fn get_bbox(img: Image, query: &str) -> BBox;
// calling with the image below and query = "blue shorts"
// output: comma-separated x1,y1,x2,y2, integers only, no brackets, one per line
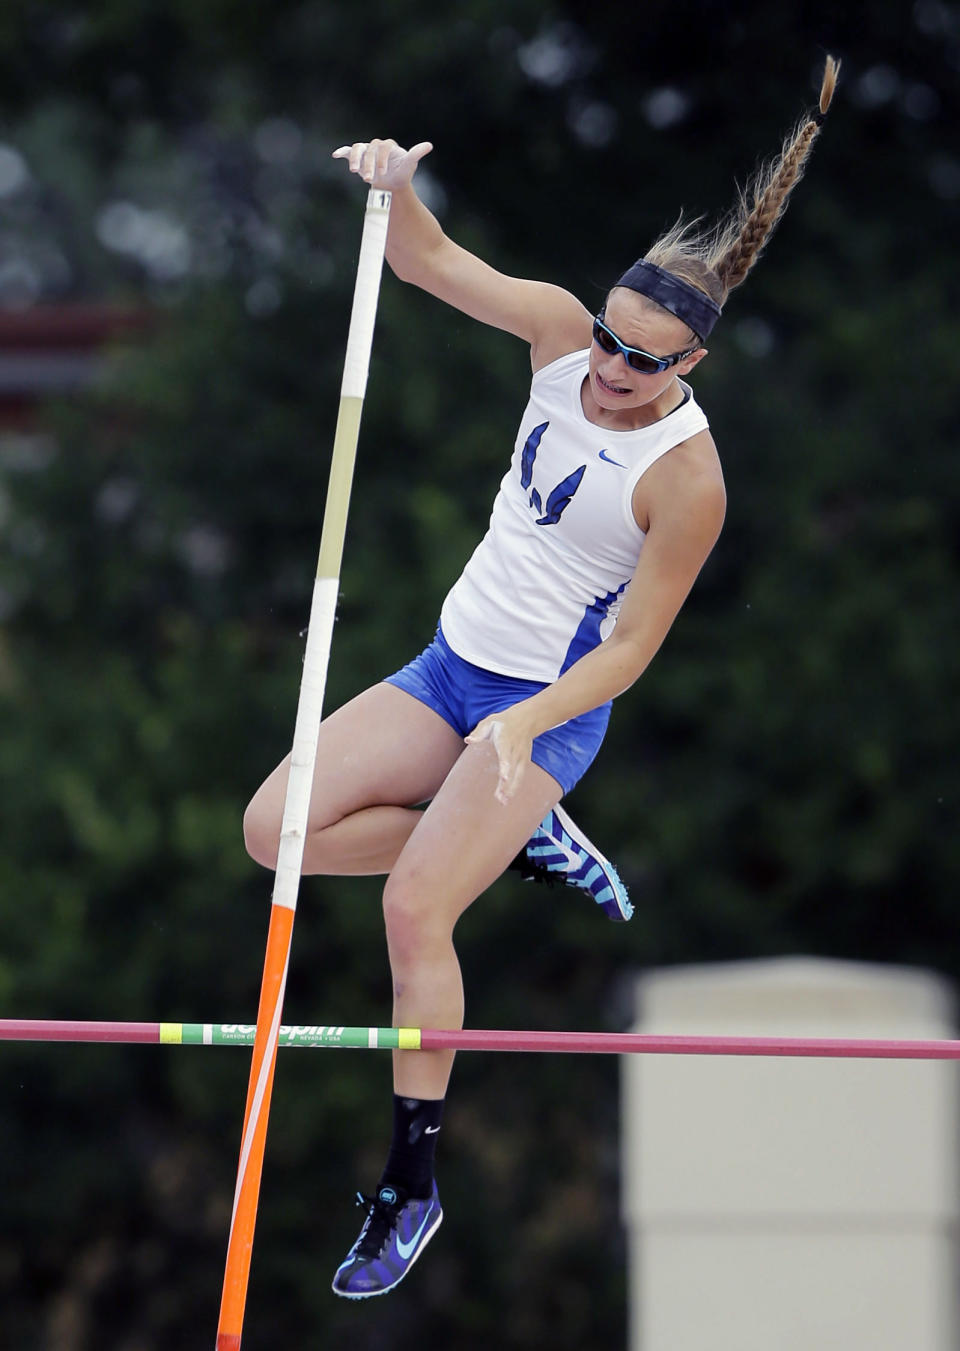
384,627,611,796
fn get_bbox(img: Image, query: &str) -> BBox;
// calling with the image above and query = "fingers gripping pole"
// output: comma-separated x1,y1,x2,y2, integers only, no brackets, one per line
215,188,392,1351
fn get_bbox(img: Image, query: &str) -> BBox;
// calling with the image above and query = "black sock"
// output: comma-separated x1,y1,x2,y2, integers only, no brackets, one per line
378,1094,445,1200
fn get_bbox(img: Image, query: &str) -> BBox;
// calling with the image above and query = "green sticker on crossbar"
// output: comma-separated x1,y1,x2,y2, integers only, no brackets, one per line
163,1024,414,1049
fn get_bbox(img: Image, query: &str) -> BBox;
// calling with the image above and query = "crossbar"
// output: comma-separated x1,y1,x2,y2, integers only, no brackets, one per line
3,1020,960,1060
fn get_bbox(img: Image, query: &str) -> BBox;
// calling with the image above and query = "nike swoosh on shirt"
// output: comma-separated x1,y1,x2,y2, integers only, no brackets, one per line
598,449,627,468
424,1125,441,1134
396,1211,435,1260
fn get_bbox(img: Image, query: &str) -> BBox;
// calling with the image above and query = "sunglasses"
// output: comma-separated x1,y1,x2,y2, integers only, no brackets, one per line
592,311,698,375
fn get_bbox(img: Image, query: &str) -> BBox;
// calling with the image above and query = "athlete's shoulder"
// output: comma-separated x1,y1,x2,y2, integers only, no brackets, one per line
529,291,593,373
530,346,590,386
658,428,725,509
633,427,724,534
661,423,721,476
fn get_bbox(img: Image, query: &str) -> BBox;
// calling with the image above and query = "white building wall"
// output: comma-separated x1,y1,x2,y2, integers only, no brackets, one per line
621,958,959,1351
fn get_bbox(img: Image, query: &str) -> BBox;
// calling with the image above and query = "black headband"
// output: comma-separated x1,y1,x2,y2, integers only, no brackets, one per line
614,260,722,340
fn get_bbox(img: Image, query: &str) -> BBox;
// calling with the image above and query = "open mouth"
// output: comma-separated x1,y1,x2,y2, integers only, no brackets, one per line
596,370,631,396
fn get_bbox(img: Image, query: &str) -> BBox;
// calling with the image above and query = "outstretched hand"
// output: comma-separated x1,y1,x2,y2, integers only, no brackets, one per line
465,707,535,806
331,137,433,191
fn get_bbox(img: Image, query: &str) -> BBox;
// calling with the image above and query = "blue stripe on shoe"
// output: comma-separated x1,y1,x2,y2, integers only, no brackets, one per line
581,863,604,890
530,849,567,868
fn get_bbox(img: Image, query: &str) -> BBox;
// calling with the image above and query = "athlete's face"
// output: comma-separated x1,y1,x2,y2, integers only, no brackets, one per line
587,289,707,418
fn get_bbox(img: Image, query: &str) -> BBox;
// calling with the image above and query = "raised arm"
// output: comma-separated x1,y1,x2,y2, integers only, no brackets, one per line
332,138,590,369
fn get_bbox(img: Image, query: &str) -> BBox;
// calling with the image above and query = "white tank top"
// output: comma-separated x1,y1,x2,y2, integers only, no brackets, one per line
439,348,710,682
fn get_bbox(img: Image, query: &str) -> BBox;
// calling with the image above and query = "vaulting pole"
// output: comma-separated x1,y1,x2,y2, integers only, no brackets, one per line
212,187,392,1351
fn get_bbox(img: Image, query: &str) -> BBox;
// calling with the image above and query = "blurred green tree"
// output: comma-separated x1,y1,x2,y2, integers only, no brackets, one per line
0,1,957,1347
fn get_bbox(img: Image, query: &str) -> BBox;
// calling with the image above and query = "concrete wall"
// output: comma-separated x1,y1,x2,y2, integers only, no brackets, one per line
621,958,959,1351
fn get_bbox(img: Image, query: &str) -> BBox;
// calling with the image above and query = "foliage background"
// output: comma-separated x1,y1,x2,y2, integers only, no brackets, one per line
0,1,957,1347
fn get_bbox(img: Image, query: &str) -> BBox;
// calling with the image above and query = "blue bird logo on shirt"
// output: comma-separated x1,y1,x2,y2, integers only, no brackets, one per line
519,421,586,526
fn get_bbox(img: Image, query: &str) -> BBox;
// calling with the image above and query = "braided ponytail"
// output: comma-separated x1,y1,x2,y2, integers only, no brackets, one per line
713,55,839,294
637,56,840,327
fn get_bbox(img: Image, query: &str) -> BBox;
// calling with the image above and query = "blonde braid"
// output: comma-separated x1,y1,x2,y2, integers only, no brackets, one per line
634,55,840,328
714,56,840,294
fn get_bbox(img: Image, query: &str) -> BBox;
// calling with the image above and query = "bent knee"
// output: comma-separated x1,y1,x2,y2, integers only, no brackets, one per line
382,876,451,968
243,799,280,870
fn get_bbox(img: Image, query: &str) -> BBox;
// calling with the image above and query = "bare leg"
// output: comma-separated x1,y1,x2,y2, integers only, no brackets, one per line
382,739,562,1099
244,681,562,1098
243,683,465,874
